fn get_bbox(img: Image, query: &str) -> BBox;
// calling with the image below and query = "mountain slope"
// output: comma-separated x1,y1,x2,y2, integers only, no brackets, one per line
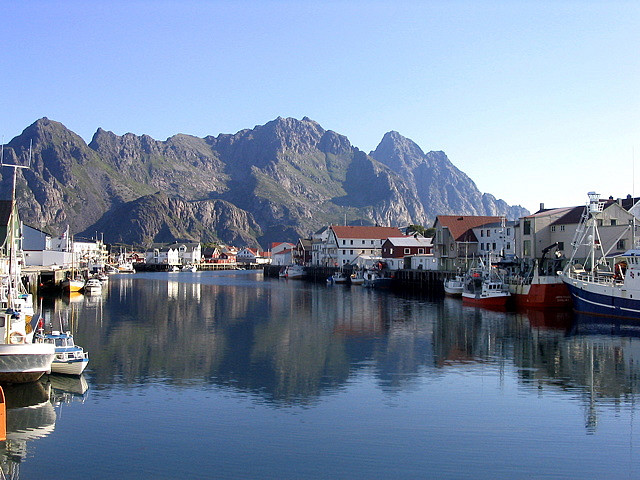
1,117,528,247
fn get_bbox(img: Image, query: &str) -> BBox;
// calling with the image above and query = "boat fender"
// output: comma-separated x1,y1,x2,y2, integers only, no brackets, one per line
9,331,25,344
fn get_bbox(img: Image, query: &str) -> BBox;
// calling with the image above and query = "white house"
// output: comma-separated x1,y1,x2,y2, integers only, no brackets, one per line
146,245,180,266
322,225,404,266
471,220,516,263
173,242,202,265
237,248,271,264
270,242,296,266
22,224,106,268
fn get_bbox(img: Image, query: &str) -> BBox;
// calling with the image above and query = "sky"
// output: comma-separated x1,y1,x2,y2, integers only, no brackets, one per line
1,0,638,214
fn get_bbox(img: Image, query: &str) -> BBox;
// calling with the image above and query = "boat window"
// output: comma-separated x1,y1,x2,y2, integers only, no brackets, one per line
55,339,64,347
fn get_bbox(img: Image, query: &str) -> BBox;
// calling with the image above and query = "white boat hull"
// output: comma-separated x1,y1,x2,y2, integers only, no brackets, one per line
51,358,89,376
0,343,55,383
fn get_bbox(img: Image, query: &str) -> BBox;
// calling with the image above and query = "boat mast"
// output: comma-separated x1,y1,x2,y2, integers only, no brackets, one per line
2,142,30,342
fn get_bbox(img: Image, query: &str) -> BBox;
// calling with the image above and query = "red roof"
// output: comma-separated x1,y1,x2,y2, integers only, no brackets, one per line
435,215,503,241
330,225,403,240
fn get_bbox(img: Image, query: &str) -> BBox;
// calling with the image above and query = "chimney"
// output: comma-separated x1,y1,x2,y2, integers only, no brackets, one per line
539,203,544,211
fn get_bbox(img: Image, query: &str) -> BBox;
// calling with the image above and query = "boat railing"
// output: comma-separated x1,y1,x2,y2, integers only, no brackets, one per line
566,270,624,287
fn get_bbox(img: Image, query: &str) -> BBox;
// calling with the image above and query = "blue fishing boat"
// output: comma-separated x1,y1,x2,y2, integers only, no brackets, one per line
559,192,640,319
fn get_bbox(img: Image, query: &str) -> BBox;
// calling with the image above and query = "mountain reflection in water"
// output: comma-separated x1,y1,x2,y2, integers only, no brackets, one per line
41,271,640,409
13,271,639,479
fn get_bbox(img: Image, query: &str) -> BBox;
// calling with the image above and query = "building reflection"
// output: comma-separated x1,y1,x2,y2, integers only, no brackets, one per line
43,275,640,422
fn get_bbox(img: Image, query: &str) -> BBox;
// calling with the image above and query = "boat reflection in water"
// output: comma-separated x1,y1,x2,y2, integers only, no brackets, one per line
0,375,88,478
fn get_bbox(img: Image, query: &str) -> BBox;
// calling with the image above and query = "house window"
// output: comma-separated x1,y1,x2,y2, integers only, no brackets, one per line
560,225,565,231
404,248,410,254
350,240,353,245
506,242,511,250
418,248,424,254
551,226,556,232
507,228,510,235
557,242,564,251
371,240,374,245
350,250,353,255
523,240,531,257
611,219,617,226
617,239,626,250
342,250,346,255
480,230,484,237
481,243,484,250
487,230,490,237
492,243,496,250
342,240,346,245
523,220,531,235
362,240,365,244
390,248,393,255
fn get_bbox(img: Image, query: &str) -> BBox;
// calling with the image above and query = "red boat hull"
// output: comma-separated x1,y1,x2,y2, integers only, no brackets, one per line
513,282,571,309
462,294,509,308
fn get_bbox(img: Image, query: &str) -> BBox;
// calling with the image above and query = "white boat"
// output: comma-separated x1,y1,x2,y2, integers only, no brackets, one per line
559,192,640,319
350,271,364,285
444,275,464,296
118,261,136,273
181,264,197,272
35,330,88,376
363,269,379,288
284,265,305,279
0,163,56,383
104,265,119,275
327,271,348,284
83,277,102,294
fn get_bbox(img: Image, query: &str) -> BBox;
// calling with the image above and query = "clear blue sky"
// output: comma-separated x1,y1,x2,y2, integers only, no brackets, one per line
2,0,638,213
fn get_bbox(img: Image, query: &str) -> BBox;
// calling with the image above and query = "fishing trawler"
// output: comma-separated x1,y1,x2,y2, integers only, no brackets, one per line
559,192,640,319
462,257,510,308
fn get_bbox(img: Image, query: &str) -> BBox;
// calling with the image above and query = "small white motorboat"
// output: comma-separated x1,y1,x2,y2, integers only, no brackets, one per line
35,331,89,376
83,278,102,294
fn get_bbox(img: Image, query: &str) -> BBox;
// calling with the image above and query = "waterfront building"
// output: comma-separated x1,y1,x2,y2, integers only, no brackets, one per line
471,219,516,264
311,227,331,266
23,223,107,269
271,242,295,266
432,215,503,271
321,225,404,267
146,244,180,266
381,236,433,270
237,248,271,264
294,238,312,266
517,199,635,263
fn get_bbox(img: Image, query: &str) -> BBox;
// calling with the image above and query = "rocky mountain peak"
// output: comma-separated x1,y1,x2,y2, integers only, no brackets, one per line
371,131,426,171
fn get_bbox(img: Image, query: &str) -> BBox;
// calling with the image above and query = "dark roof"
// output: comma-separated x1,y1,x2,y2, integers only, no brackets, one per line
550,206,585,226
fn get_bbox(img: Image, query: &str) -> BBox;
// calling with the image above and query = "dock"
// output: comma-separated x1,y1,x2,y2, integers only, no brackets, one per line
264,265,452,294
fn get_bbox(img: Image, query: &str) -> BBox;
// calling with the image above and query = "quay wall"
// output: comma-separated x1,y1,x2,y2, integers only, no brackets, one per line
264,265,453,293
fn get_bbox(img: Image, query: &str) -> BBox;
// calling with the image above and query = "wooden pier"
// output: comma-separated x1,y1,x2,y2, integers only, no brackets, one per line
264,265,453,294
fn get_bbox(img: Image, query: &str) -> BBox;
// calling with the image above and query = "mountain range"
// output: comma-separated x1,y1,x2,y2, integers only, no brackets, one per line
1,116,528,248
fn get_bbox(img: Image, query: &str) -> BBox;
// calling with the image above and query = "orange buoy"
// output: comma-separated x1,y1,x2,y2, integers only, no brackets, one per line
0,386,5,441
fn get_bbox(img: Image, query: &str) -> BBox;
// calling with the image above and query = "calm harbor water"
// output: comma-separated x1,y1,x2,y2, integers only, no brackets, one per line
2,270,639,479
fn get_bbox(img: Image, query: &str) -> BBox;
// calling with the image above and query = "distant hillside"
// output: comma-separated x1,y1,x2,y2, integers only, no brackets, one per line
1,117,528,247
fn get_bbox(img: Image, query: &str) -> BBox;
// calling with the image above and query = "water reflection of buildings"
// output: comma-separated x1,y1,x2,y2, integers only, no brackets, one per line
43,275,640,424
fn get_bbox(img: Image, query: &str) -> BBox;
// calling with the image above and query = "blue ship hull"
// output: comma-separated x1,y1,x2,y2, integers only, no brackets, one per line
564,282,640,319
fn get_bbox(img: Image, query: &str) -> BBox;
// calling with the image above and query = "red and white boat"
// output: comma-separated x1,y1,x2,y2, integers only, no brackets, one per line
462,261,510,308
